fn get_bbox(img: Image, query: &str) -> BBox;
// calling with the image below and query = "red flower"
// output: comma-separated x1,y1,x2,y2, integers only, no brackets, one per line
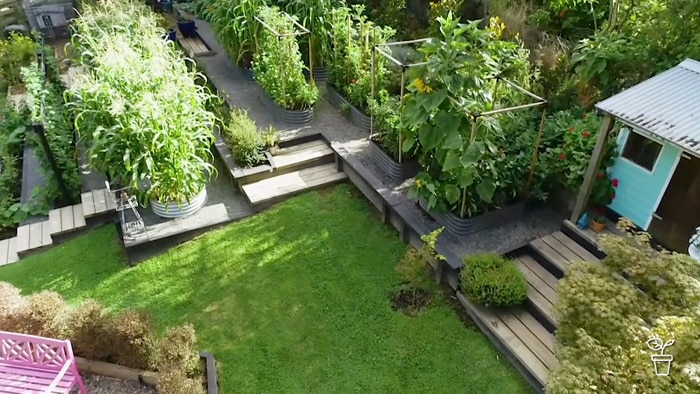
582,131,591,138
596,172,604,179
568,127,575,132
582,113,588,120
611,178,619,188
350,79,357,84
611,192,616,200
558,153,566,160
559,10,566,18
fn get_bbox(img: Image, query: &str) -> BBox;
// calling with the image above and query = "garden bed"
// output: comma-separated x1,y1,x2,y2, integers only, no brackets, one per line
258,87,314,125
326,85,372,131
419,199,528,238
368,139,419,182
302,66,327,81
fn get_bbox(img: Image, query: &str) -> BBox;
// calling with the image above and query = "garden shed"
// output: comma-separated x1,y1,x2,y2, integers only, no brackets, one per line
572,58,700,253
22,0,76,39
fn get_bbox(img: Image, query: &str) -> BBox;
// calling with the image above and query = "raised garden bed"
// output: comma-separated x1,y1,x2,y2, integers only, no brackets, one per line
419,199,527,238
326,85,371,131
302,66,327,81
368,139,419,182
259,88,314,125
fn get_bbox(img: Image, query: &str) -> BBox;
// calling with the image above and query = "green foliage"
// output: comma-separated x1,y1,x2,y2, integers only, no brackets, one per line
253,6,319,110
396,227,445,293
278,0,341,67
326,5,395,111
0,33,37,86
261,126,280,149
69,0,217,204
427,0,464,35
368,90,414,161
549,221,700,393
540,0,609,39
22,65,82,205
221,109,265,168
403,15,534,217
460,253,528,308
207,0,264,66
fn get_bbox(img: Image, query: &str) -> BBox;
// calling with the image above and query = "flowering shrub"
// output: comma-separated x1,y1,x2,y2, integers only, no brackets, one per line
542,110,618,196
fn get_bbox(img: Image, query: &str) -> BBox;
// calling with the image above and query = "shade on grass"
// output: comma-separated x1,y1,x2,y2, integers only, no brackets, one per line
0,185,532,393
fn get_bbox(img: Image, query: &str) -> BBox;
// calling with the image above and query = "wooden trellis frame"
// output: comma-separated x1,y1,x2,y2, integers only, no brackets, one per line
371,38,431,164
255,12,313,95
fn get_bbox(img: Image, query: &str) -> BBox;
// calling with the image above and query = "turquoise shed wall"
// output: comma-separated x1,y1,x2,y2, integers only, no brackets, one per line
608,128,681,230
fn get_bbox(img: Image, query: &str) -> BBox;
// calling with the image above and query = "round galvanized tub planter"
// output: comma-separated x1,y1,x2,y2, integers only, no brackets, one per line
302,66,327,82
151,187,208,219
240,67,255,81
368,139,420,182
419,198,527,238
259,90,314,125
326,86,372,131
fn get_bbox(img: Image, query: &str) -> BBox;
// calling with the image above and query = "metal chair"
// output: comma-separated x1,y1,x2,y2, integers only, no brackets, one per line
105,181,145,235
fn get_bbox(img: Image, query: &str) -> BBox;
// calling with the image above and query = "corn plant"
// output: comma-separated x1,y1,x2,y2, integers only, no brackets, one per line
68,0,217,204
209,0,265,67
279,0,340,67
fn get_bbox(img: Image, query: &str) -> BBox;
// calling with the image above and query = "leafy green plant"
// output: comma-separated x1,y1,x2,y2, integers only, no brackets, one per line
326,5,395,112
368,89,416,162
69,0,217,204
261,126,280,149
278,0,340,68
221,109,265,168
253,6,318,110
460,253,527,308
548,221,700,393
208,0,264,68
0,100,34,231
403,15,534,217
0,33,37,88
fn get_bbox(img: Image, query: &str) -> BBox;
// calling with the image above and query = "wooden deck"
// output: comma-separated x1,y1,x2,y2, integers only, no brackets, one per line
271,140,334,169
177,31,215,58
241,163,347,205
514,255,558,331
529,231,599,275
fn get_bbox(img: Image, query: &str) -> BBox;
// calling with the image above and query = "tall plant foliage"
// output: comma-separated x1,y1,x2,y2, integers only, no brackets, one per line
68,0,216,203
402,14,534,217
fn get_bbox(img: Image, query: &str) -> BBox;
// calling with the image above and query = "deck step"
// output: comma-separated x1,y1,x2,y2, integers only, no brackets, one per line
514,255,558,332
457,292,555,392
0,237,19,266
529,231,600,278
123,203,230,248
272,140,334,170
80,189,116,218
48,204,87,236
15,221,53,255
241,163,347,205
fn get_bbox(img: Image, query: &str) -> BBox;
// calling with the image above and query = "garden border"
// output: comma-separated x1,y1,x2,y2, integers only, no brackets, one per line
418,199,528,238
326,85,372,131
258,89,314,125
367,139,419,182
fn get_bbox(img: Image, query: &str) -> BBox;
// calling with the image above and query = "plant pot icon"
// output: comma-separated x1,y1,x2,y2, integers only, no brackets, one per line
651,354,673,376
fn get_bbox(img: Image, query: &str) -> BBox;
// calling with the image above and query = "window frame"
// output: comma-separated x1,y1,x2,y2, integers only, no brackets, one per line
619,129,663,173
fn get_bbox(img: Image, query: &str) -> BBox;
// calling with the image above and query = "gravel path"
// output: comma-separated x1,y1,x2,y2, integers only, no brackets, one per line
195,18,567,259
72,374,156,394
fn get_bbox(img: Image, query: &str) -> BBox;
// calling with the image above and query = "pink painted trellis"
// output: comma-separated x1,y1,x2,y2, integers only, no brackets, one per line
0,331,87,393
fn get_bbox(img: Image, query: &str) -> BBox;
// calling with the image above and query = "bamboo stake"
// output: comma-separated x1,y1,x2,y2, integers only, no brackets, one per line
370,45,375,139
490,78,500,110
525,108,547,196
461,117,479,218
398,66,406,163
309,34,314,81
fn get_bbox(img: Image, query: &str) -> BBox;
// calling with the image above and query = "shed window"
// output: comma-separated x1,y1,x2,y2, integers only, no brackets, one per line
621,131,662,171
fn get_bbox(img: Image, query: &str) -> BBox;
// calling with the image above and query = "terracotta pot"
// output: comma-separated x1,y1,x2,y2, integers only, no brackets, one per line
590,219,606,233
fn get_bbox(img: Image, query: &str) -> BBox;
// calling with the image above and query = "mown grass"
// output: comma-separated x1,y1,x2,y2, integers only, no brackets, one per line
0,185,531,393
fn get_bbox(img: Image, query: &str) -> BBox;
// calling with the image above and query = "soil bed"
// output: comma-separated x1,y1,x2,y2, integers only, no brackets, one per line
390,286,432,316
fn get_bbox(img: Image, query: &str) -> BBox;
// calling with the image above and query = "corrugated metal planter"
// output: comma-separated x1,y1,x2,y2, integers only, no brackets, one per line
368,139,419,182
302,67,327,82
151,187,208,219
419,198,527,238
326,86,371,131
241,67,255,81
259,89,314,125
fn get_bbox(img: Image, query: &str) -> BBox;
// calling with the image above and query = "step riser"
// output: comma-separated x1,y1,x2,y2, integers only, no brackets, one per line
249,177,347,210
527,244,566,279
237,153,335,186
560,221,606,260
524,302,557,334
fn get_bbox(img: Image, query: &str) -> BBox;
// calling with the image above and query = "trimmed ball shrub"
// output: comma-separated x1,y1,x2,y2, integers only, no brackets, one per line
460,253,527,308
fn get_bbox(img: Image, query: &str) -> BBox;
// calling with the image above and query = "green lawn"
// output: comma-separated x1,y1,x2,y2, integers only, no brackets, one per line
0,185,531,393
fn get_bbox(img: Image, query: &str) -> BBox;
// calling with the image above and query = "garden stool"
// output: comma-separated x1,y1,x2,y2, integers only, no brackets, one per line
105,181,146,236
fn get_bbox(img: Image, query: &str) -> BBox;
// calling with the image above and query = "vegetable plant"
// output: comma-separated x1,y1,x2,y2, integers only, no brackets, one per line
253,6,318,110
208,0,265,68
278,0,340,68
69,0,217,204
0,33,37,89
221,109,265,168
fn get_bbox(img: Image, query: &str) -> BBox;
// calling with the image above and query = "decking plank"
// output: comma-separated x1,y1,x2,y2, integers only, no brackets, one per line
517,255,559,291
6,238,18,265
73,204,87,228
81,191,95,217
530,237,571,274
0,239,8,266
515,310,556,353
105,189,117,211
525,283,555,325
500,312,558,370
28,222,42,250
15,225,29,253
515,258,558,305
272,144,333,169
242,164,346,205
40,221,52,247
551,231,599,262
275,140,327,156
60,206,74,232
93,189,108,213
48,209,61,235
541,234,588,264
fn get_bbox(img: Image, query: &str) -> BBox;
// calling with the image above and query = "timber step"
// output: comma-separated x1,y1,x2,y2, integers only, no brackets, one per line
0,237,19,266
176,30,216,58
528,231,600,278
15,221,52,255
241,163,347,206
49,205,87,236
123,203,229,248
457,292,556,392
514,255,558,333
271,140,334,170
81,189,117,218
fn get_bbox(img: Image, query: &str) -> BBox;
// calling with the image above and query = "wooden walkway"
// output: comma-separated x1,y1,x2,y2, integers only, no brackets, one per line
529,230,600,275
0,189,116,266
177,31,215,58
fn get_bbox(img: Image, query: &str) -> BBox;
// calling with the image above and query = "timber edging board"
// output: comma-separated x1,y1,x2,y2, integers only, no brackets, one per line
199,351,219,394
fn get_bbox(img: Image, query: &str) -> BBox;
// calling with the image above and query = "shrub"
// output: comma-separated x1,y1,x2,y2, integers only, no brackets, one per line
0,33,37,86
110,309,157,370
156,324,201,375
19,291,69,338
221,109,264,168
65,300,114,361
157,368,206,394
548,219,700,393
460,253,527,308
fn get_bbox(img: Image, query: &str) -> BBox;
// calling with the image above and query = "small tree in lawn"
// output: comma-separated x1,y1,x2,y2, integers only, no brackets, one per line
548,218,700,394
395,228,445,303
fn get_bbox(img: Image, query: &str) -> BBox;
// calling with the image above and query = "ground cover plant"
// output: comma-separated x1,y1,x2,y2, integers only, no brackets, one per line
0,185,532,393
0,100,32,234
0,33,37,91
68,0,216,205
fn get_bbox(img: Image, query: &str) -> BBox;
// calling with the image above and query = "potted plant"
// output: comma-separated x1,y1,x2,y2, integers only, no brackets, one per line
326,5,394,131
208,0,263,80
262,126,280,155
688,227,700,262
591,215,606,233
177,11,197,38
69,1,218,219
588,172,617,233
253,6,319,125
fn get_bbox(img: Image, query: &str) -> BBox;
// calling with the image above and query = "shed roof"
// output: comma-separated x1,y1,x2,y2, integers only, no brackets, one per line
595,59,700,155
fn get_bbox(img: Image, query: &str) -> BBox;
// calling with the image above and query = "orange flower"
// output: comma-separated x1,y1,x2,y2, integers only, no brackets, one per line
582,131,591,137
559,10,566,18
